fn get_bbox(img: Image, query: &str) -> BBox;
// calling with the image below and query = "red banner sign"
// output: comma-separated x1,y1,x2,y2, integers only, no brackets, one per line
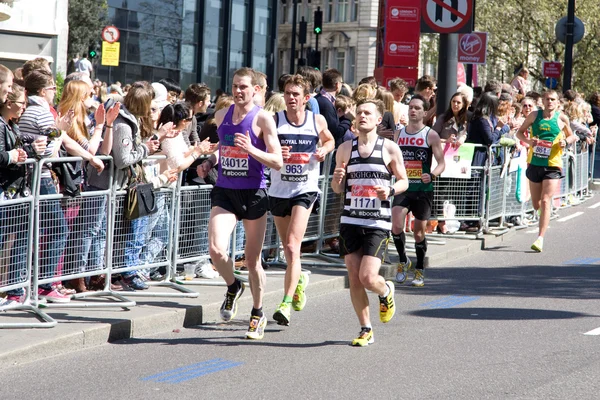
542,61,562,79
383,0,421,67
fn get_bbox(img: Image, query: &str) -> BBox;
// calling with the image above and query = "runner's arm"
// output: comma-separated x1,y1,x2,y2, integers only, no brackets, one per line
560,114,577,146
385,140,408,196
515,111,538,146
427,130,445,181
315,114,335,161
251,110,283,170
331,140,351,194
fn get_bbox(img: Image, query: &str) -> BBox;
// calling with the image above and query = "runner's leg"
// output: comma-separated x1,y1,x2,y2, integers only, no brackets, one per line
539,179,559,238
345,250,370,327
243,215,268,310
208,206,238,285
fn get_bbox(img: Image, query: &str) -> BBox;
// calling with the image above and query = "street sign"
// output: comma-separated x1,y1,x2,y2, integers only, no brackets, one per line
101,26,120,44
542,61,562,79
457,31,487,64
555,16,585,44
545,78,558,89
101,41,120,66
421,0,473,34
383,0,420,67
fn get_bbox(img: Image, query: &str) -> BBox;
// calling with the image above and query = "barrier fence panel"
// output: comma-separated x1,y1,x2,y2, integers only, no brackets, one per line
486,152,506,227
0,160,56,328
32,157,135,309
109,177,198,298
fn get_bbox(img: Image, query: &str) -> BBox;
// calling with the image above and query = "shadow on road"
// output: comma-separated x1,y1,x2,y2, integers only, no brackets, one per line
398,263,600,300
409,307,594,321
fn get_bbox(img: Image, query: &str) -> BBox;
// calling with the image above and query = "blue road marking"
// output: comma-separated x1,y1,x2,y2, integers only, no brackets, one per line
142,358,244,384
420,295,479,309
563,257,600,265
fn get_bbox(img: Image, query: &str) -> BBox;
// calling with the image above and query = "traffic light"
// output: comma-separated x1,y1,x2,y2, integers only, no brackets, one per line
299,19,307,44
88,43,99,59
314,8,322,35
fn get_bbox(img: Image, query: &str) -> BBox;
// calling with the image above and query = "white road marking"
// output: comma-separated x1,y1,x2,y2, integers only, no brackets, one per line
526,229,538,234
557,212,583,222
589,201,600,209
583,327,600,336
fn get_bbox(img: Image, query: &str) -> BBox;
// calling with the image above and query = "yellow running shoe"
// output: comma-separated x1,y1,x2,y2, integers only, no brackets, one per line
273,302,291,326
379,281,396,323
351,327,374,347
292,272,309,311
531,238,543,252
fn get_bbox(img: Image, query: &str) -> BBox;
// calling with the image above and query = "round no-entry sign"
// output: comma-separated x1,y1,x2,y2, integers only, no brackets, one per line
102,26,120,44
423,0,473,34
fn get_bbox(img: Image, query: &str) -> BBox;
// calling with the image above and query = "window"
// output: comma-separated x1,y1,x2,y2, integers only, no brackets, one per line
347,47,356,84
336,0,348,22
335,49,345,75
350,0,358,21
281,3,288,24
326,0,333,22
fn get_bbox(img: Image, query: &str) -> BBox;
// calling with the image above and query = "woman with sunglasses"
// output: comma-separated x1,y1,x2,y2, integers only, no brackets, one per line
0,83,47,307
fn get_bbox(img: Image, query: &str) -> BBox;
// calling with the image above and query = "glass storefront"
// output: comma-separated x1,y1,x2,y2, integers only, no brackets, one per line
98,0,277,93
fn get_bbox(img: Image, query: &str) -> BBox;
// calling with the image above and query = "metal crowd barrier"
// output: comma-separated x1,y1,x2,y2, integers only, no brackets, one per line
32,156,136,309
108,156,197,298
0,159,56,328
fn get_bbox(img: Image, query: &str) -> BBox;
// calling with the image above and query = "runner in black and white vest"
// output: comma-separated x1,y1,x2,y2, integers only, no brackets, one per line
331,98,408,347
393,94,445,287
269,74,334,327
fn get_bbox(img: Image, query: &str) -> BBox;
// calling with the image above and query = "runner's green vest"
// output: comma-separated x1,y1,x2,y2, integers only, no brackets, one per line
528,110,563,168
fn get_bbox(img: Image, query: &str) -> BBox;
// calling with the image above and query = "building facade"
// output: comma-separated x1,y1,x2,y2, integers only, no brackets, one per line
98,0,277,92
0,0,69,75
277,0,378,86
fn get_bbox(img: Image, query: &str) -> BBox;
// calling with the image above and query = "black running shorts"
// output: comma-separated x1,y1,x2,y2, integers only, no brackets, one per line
526,165,563,183
339,224,390,260
392,191,433,221
210,186,269,220
269,191,320,218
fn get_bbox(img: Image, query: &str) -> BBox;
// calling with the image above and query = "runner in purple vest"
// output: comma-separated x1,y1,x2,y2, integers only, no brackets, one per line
197,67,282,340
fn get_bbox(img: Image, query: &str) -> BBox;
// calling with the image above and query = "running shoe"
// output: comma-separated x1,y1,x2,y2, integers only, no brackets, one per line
411,269,425,287
351,327,374,347
273,302,291,326
531,238,543,253
292,271,310,311
379,281,396,323
396,259,414,284
219,281,245,322
245,314,267,340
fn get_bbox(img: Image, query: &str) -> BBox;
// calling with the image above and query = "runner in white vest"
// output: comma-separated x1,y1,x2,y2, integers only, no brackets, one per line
270,74,334,326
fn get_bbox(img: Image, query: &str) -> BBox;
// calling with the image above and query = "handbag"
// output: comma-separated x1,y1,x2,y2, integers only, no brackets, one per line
124,164,157,220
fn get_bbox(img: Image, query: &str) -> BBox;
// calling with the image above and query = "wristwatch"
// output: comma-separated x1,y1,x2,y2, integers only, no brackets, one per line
388,186,396,197
430,173,437,181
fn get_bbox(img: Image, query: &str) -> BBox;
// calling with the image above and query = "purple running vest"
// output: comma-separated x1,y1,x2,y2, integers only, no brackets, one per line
216,104,267,189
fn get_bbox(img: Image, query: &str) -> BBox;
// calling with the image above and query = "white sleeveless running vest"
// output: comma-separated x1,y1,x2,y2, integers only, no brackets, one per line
340,136,392,230
269,110,321,198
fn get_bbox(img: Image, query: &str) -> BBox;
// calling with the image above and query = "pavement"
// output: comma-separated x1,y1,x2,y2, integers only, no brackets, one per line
0,227,518,369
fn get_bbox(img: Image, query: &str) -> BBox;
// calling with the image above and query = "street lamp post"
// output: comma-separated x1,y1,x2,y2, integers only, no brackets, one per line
563,0,575,90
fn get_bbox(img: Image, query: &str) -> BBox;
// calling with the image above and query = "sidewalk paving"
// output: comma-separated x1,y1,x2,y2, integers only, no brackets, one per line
0,230,515,368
